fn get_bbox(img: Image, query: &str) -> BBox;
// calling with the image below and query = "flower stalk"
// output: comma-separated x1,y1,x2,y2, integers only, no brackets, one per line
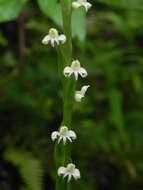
42,0,91,189
60,0,75,127
55,0,75,190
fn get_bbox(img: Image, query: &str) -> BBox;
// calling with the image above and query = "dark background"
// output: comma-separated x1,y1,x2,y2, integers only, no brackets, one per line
0,0,143,189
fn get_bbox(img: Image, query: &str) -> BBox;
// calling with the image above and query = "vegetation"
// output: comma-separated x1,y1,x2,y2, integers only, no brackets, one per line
0,0,143,189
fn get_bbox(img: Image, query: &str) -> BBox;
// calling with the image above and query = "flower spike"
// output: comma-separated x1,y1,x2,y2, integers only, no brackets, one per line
72,0,92,12
64,60,87,80
58,163,80,182
42,28,66,47
51,126,76,144
75,85,90,102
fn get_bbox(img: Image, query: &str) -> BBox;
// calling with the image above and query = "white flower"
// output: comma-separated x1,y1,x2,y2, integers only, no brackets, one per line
72,0,92,12
58,163,80,182
75,85,90,102
64,60,87,80
42,28,66,47
51,126,76,144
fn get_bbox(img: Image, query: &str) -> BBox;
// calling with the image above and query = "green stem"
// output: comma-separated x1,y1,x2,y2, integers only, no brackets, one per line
54,0,75,190
60,0,75,127
61,0,72,63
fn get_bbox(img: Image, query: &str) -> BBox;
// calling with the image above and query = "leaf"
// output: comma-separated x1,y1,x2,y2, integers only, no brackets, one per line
97,0,143,10
37,0,62,26
5,149,43,190
37,0,86,40
108,88,129,145
72,8,86,41
132,73,142,93
109,88,124,129
0,0,28,23
0,31,7,46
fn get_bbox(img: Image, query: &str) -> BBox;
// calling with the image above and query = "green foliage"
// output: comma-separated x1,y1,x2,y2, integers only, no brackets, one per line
37,0,86,40
72,9,86,41
0,0,143,189
97,0,143,10
108,89,124,136
0,0,86,40
5,149,44,190
0,0,28,22
37,0,62,27
0,31,7,46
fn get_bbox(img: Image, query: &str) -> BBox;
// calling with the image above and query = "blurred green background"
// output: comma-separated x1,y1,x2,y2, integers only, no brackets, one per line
0,0,143,190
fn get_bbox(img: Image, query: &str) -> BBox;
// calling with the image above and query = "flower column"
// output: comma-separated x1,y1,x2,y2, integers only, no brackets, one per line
42,0,92,189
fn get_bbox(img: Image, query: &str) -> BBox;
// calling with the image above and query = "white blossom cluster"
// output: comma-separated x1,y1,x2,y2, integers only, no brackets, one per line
42,0,92,183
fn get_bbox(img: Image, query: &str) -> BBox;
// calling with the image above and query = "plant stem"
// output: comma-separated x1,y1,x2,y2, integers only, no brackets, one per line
55,0,75,190
60,0,75,127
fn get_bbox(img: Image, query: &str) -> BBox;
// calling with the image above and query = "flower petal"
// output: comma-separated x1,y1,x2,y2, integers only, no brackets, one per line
83,2,92,12
75,92,84,102
58,136,63,144
54,37,60,46
81,85,90,96
72,2,81,9
79,67,88,78
51,38,55,47
51,131,59,141
42,35,50,45
68,130,77,140
67,136,72,142
58,35,66,44
63,172,69,179
73,168,80,179
58,167,67,176
64,67,73,77
67,174,72,182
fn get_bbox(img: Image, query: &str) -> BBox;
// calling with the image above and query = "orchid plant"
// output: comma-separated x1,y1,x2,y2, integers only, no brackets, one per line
42,0,91,189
